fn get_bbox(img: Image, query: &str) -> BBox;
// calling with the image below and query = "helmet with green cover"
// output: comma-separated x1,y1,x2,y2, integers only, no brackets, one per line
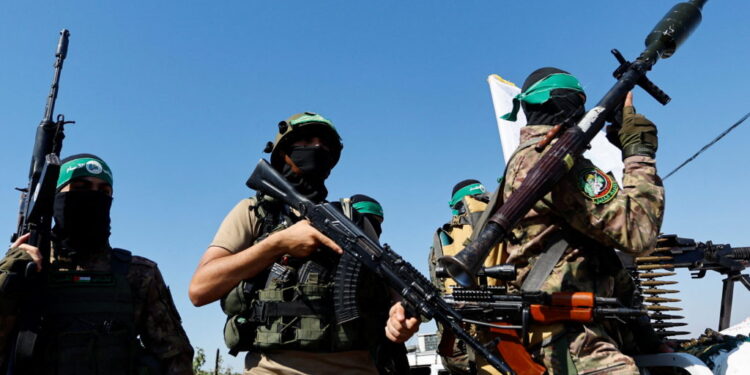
264,112,343,170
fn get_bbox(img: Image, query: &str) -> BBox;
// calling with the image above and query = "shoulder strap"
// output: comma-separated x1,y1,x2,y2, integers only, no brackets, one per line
519,231,569,293
254,195,286,238
432,229,445,259
110,248,132,275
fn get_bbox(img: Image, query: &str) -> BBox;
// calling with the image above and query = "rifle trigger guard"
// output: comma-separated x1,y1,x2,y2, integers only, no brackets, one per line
521,305,530,347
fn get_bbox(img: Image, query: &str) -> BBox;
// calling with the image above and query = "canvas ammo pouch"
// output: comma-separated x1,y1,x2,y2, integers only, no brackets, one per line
222,197,367,355
223,256,358,354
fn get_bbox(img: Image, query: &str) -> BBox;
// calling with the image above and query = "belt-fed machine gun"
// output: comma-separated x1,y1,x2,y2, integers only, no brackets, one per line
632,235,750,338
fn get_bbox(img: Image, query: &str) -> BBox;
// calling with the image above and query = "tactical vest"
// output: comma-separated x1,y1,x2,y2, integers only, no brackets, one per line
39,249,138,375
429,194,504,292
222,196,388,356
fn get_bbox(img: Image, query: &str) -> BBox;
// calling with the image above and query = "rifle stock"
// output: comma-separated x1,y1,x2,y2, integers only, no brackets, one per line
245,159,310,212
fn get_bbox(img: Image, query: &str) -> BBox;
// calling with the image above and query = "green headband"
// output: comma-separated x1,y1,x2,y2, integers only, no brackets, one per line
57,157,114,189
449,183,486,214
501,73,584,122
352,201,383,218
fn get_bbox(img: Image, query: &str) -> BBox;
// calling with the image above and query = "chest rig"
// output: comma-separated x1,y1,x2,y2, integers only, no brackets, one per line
429,193,508,290
39,248,137,375
222,196,385,356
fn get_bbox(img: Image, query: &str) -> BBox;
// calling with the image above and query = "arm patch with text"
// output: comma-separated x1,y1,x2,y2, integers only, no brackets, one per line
577,168,619,204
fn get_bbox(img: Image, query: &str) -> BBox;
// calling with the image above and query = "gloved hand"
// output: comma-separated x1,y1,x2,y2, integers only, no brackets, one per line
606,92,658,159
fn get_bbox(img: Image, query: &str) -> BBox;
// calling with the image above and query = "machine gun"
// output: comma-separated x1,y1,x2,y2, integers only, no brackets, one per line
246,159,515,375
439,0,709,287
443,286,646,375
434,265,646,375
633,235,750,335
4,29,74,375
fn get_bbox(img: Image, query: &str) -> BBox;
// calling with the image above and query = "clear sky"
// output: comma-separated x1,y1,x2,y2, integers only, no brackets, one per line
2,1,749,371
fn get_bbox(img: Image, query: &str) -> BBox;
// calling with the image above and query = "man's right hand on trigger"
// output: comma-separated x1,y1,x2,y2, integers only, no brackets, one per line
267,220,343,258
10,233,42,272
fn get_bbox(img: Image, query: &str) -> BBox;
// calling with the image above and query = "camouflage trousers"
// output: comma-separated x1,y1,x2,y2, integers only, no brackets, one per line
531,325,639,375
477,324,639,375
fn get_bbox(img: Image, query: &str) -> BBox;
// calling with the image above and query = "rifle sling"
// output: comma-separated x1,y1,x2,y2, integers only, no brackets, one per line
521,230,568,293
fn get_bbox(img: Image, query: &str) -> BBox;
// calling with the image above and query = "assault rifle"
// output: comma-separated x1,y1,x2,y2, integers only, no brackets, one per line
443,287,646,375
4,29,74,374
246,159,515,375
638,235,750,331
440,0,709,287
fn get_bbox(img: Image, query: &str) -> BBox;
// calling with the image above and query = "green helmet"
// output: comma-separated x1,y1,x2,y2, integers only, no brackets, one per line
264,112,343,170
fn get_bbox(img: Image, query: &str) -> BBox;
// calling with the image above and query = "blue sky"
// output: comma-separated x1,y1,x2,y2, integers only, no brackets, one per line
2,1,749,371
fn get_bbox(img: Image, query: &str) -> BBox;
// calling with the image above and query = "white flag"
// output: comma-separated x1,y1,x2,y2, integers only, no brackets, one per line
487,74,624,184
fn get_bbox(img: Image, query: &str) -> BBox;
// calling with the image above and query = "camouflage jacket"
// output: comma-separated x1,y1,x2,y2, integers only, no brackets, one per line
0,247,194,375
502,125,665,297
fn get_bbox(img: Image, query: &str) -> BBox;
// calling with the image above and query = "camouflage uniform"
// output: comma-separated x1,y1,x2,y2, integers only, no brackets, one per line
0,246,194,375
494,125,664,374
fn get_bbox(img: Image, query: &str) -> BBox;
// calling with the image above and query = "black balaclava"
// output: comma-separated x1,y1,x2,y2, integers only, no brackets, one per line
280,144,335,203
52,154,113,259
351,194,384,237
521,67,586,126
52,191,112,259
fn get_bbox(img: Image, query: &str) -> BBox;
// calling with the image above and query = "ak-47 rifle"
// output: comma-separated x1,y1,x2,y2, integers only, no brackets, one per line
443,286,646,375
636,235,750,331
3,29,74,374
439,0,709,287
246,159,515,375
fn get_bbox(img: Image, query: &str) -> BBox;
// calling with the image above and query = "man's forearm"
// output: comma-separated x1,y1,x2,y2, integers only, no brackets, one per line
189,240,280,306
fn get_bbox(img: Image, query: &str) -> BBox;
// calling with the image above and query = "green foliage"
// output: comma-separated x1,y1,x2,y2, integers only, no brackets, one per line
192,347,241,375
193,347,206,374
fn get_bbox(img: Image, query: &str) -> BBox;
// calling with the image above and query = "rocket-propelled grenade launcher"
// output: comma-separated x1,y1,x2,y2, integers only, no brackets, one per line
439,0,708,287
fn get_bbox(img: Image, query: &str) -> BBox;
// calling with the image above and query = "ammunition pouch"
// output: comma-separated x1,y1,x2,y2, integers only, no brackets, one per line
252,282,334,351
222,196,386,357
223,263,359,354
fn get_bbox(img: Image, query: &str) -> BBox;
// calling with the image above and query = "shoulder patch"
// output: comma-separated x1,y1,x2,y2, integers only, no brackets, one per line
577,168,619,204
